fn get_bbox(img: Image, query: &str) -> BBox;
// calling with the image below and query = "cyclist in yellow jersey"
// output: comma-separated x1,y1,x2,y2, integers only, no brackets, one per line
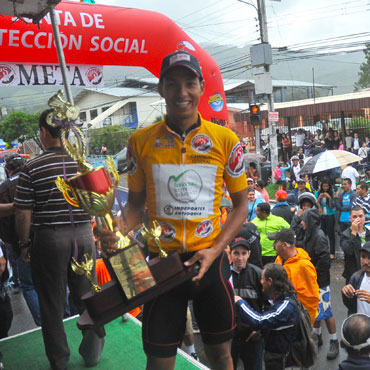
100,51,248,370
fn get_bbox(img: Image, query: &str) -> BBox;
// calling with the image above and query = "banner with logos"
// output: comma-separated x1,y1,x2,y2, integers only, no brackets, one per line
0,1,228,124
0,63,103,87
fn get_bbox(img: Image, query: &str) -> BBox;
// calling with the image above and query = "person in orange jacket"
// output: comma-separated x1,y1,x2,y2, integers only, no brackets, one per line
268,229,319,325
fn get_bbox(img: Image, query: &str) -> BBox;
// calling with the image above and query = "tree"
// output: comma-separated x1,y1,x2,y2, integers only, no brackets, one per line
88,125,134,155
354,43,370,91
0,111,41,147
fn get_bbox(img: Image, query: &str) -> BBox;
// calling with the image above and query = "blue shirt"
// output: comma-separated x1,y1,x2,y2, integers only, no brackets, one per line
315,191,335,216
248,199,264,221
280,165,290,182
340,192,351,222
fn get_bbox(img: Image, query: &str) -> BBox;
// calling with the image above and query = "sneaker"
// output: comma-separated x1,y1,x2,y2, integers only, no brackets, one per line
190,352,199,361
316,333,323,347
327,339,339,360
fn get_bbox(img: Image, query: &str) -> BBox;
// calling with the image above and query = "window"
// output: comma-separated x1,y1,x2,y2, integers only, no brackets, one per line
80,111,87,121
90,109,98,120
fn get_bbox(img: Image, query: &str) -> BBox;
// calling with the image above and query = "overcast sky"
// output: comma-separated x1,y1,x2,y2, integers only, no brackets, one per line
71,0,370,50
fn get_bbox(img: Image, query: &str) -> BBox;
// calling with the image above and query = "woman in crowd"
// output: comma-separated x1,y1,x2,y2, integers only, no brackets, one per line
281,133,291,163
247,188,264,222
247,162,259,183
315,179,336,259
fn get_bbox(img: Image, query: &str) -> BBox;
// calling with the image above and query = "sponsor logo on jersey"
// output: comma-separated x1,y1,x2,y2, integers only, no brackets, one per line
160,222,176,242
126,144,138,175
226,143,244,177
163,205,174,216
168,169,202,203
191,134,213,153
195,220,213,238
153,138,162,149
165,136,175,148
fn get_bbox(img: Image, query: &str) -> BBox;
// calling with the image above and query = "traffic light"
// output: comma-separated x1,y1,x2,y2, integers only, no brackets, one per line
249,104,261,125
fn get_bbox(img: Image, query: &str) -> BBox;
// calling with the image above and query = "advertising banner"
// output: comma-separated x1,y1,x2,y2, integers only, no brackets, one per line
0,1,228,124
0,63,103,87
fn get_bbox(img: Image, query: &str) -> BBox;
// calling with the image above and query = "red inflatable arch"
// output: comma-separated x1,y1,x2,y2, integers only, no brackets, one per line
0,1,228,125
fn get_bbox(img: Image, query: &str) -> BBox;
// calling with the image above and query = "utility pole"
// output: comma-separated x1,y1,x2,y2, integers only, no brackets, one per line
238,0,279,177
256,0,278,176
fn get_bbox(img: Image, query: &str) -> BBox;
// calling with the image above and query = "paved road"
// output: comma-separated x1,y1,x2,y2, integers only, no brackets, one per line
8,259,348,370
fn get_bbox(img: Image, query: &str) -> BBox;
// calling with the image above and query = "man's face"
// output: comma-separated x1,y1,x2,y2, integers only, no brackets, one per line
360,251,370,275
158,67,205,124
298,182,305,191
256,207,267,220
292,159,299,167
247,191,255,202
342,181,351,192
357,185,366,197
273,239,286,257
260,269,272,294
231,246,250,271
350,209,365,227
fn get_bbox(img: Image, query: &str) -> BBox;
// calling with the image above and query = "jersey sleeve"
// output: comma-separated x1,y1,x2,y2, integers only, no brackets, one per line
223,130,248,194
127,134,146,193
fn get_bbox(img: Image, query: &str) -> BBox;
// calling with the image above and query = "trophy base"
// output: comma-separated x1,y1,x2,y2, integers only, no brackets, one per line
77,252,197,330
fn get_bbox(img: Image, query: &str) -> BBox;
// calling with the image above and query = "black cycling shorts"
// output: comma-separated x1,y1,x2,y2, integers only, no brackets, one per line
142,250,235,358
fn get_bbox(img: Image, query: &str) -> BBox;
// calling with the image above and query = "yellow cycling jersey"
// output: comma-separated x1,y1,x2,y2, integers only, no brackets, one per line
127,114,248,254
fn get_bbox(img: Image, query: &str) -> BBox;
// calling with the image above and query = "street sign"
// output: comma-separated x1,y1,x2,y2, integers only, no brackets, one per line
268,111,279,122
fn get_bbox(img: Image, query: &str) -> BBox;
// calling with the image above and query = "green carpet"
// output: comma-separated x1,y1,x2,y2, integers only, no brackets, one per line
0,316,204,370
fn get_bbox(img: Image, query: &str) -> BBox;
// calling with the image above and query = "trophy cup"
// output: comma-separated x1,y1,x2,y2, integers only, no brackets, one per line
50,91,197,329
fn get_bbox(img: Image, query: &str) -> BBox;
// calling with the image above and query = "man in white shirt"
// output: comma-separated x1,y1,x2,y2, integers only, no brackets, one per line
342,163,360,191
295,129,305,149
342,243,370,316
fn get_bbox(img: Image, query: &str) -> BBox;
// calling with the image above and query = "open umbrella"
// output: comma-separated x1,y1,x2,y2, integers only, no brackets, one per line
244,152,265,162
299,150,361,175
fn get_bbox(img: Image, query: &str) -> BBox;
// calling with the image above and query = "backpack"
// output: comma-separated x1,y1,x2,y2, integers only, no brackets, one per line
289,297,318,368
273,167,282,180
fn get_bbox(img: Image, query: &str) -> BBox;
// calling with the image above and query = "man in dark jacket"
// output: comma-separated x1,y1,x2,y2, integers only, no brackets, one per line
0,241,12,339
235,263,299,370
237,223,263,269
335,179,357,232
272,190,294,224
336,313,370,370
290,192,317,248
340,206,370,284
0,154,41,326
342,243,370,316
301,208,339,359
229,237,266,370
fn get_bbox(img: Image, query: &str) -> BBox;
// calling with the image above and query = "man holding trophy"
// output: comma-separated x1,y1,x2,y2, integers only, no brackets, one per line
14,110,105,370
99,51,248,370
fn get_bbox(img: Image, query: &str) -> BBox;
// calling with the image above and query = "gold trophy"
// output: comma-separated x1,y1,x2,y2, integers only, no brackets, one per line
51,91,197,329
